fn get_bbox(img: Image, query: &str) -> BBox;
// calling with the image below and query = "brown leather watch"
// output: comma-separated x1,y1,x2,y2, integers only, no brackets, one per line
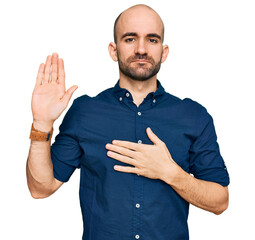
29,123,53,141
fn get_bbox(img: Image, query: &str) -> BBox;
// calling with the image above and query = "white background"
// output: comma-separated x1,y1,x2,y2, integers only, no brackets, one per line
0,0,254,239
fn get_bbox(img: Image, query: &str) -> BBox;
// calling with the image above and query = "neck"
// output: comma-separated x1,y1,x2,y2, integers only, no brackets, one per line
119,73,157,106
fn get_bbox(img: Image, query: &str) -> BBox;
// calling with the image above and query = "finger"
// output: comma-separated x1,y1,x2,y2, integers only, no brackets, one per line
51,53,58,83
58,58,65,86
44,55,52,83
146,127,162,145
107,150,136,166
106,143,137,159
61,85,78,106
113,165,139,174
112,140,141,151
35,63,45,86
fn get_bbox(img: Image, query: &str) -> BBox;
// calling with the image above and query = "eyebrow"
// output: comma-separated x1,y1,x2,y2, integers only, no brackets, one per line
147,33,162,40
121,32,162,41
121,32,138,39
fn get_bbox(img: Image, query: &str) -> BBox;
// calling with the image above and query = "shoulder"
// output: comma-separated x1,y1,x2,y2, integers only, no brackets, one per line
71,87,113,112
182,98,215,135
71,93,96,107
182,97,208,115
164,91,208,115
74,86,114,102
165,93,212,127
73,94,91,103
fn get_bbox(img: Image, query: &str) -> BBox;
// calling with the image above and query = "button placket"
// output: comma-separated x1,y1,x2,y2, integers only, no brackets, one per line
133,105,144,239
136,110,142,177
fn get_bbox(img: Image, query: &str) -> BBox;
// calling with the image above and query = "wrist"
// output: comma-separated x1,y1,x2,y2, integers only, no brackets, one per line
33,120,54,132
161,162,182,186
30,122,54,142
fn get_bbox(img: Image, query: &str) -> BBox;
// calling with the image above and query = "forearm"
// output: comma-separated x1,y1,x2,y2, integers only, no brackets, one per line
26,122,55,198
162,165,229,215
27,53,77,197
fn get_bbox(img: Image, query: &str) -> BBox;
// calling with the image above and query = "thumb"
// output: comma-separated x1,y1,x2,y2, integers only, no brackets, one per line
146,127,161,145
62,85,78,105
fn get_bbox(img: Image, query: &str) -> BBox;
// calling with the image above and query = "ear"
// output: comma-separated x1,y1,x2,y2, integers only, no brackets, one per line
108,42,118,62
161,44,169,63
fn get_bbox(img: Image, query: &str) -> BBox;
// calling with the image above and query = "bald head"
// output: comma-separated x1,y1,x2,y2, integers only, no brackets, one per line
113,4,165,44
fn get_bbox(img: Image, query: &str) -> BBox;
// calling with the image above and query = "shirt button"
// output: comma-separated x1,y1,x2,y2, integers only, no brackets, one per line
126,92,130,97
138,140,142,144
137,112,141,116
119,97,122,101
135,235,140,239
153,99,156,103
136,203,140,208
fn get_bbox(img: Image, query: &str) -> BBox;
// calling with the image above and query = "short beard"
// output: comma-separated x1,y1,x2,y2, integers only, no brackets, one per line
117,51,162,81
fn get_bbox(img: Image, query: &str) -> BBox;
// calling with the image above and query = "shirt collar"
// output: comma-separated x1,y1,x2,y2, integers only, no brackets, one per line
112,79,165,100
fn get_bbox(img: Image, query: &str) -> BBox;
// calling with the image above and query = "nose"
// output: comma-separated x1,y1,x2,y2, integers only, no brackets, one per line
134,38,147,55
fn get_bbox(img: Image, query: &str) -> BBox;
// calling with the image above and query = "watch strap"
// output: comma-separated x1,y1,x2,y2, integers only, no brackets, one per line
29,123,53,141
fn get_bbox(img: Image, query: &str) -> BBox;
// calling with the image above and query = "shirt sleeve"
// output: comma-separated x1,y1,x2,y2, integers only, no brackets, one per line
51,98,83,182
189,107,230,187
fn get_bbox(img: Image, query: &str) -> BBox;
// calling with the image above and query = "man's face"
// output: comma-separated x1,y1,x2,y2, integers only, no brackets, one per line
115,7,165,81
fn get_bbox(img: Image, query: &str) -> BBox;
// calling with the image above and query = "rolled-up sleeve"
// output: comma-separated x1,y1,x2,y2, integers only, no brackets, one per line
51,98,83,182
189,107,230,187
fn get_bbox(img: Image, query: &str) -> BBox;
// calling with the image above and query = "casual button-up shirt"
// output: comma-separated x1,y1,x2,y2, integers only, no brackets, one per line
51,79,230,240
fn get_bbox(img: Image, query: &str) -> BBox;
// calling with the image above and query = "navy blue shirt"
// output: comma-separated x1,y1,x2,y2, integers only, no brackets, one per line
51,79,230,240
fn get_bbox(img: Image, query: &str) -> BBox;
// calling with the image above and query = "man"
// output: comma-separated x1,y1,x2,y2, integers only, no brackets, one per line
26,4,230,240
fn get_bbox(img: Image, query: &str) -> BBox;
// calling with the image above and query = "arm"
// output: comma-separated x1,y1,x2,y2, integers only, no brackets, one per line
26,53,78,199
26,121,64,199
161,165,229,215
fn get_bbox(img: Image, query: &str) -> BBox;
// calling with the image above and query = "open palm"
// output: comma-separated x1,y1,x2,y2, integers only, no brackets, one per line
32,53,78,124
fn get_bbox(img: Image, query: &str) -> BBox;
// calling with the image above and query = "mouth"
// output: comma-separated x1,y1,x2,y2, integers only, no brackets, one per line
133,60,150,64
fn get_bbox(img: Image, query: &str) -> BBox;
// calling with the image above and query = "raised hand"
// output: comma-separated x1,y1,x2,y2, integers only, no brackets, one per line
31,53,78,131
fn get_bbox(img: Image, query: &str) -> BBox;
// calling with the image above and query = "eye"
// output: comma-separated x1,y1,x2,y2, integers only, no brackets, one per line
125,38,135,42
149,39,158,43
